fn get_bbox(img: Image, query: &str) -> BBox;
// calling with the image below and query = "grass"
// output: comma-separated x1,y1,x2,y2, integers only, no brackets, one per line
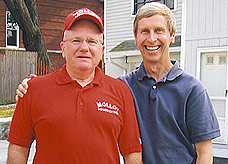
0,108,15,118
0,100,16,118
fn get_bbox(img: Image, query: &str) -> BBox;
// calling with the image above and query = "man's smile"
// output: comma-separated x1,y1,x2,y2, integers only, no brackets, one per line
145,45,160,51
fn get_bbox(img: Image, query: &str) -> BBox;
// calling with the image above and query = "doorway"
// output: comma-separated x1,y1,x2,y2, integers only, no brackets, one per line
200,51,228,144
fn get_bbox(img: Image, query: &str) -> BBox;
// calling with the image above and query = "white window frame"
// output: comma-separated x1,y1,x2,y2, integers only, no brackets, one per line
6,11,19,48
131,0,177,16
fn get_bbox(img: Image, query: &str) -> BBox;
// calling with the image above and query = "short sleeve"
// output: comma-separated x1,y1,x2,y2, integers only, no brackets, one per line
118,86,142,155
186,88,220,143
7,91,35,148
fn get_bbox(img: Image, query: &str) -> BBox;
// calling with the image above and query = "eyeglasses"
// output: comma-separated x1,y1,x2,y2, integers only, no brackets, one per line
63,37,102,46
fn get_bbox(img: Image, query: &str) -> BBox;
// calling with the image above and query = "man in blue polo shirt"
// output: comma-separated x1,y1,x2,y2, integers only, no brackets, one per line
119,2,220,164
16,2,220,164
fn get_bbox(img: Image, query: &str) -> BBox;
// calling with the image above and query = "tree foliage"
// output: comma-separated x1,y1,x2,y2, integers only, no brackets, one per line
4,0,51,65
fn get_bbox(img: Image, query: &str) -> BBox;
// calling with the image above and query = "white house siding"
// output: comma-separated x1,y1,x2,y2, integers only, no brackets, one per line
106,0,134,52
184,0,228,75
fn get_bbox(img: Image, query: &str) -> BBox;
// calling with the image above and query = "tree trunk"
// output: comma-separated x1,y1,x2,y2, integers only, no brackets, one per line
4,0,52,65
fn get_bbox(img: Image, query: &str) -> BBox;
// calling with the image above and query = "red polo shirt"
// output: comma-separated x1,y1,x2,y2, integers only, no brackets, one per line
8,65,142,164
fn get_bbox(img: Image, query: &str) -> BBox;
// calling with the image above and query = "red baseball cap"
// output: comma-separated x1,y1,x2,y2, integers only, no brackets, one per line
63,8,103,36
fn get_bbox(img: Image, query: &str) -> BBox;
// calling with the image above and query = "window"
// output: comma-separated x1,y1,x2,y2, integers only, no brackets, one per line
133,0,175,15
219,55,227,64
206,55,215,65
6,11,19,48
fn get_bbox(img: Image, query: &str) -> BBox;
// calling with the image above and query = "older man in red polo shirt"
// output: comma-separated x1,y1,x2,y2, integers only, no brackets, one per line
7,8,142,164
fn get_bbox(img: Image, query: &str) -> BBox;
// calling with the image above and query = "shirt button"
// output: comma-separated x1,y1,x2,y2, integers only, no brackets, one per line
153,86,156,89
80,102,83,106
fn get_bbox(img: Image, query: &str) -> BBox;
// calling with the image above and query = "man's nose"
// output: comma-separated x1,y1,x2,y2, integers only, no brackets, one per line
148,31,157,42
79,40,89,51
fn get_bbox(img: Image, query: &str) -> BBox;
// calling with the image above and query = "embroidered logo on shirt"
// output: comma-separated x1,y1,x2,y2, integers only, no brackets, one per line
96,102,119,115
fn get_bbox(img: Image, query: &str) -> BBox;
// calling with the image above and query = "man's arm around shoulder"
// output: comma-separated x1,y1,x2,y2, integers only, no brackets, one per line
124,152,143,164
7,143,29,164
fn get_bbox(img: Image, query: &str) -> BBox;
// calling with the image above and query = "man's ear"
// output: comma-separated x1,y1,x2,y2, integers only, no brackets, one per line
134,32,138,45
170,32,176,44
135,38,138,45
100,45,105,60
60,42,66,58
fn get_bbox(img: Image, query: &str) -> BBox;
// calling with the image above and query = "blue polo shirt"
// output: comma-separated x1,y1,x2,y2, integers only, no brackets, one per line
119,61,220,164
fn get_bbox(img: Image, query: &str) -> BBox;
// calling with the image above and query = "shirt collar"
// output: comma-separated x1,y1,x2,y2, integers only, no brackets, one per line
165,60,184,81
137,62,149,81
56,64,103,86
137,60,183,82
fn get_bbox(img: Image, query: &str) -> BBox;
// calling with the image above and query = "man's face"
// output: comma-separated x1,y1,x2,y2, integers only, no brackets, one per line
61,20,104,72
135,14,175,65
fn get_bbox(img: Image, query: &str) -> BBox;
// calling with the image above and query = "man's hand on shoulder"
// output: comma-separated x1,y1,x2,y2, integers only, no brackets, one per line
15,74,37,101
